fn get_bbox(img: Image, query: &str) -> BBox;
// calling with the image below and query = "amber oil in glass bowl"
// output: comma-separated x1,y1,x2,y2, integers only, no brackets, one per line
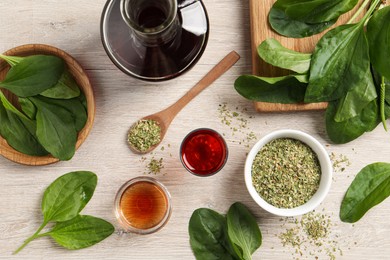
180,128,228,177
115,177,172,234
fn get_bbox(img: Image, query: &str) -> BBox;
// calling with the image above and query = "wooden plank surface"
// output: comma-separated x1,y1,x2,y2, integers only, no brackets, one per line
249,0,364,112
0,0,390,259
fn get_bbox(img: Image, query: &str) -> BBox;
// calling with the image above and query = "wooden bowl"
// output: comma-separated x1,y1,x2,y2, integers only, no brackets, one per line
0,44,95,165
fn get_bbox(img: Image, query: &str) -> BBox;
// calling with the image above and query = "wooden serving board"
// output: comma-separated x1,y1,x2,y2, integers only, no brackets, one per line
249,0,364,112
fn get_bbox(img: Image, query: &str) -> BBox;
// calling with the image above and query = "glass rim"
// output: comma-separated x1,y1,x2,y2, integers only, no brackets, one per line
114,176,172,234
120,0,178,35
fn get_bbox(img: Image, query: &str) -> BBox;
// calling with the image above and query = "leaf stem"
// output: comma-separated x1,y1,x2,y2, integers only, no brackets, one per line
348,0,372,24
380,76,388,131
13,221,48,255
348,0,383,25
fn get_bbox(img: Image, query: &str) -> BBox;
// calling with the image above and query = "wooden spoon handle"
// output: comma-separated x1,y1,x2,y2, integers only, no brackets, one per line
165,51,240,117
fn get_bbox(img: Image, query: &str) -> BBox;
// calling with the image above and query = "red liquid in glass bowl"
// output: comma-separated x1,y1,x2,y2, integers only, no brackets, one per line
180,128,228,176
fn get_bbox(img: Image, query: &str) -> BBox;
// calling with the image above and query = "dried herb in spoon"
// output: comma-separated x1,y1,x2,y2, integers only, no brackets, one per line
127,119,161,153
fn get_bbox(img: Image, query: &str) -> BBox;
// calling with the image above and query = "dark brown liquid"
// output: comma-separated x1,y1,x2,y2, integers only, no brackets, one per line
120,181,168,230
101,0,209,80
138,6,167,28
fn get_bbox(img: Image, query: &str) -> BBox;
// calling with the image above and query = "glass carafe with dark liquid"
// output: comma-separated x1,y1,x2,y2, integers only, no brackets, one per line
101,0,209,81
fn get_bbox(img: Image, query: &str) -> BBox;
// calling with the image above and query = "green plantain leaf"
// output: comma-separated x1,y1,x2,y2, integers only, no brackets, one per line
269,3,336,38
47,215,114,250
257,38,311,74
33,95,87,132
326,99,379,144
0,55,64,97
29,97,78,161
305,23,369,102
234,74,307,104
40,70,81,99
226,203,262,260
340,162,390,223
189,208,238,260
367,6,390,80
333,65,377,122
41,171,97,223
0,98,47,156
277,0,358,24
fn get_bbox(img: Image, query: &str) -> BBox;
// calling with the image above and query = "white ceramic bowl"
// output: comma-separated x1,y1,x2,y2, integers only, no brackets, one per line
245,129,332,217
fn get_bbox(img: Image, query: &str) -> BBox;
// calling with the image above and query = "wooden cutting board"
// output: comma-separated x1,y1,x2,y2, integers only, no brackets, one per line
249,0,364,112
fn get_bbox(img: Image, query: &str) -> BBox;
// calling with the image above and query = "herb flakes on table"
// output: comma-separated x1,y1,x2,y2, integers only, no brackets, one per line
330,152,351,173
278,211,342,260
252,138,321,208
218,102,257,148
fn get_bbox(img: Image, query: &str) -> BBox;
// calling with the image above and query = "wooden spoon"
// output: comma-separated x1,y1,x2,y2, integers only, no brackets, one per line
128,50,240,154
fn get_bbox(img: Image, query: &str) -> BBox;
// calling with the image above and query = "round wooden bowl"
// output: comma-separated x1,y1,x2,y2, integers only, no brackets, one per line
0,44,95,165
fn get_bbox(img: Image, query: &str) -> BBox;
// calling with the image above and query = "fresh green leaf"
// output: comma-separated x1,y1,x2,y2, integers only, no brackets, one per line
326,99,379,144
0,54,24,66
41,70,81,99
0,55,64,97
340,162,390,223
41,171,97,223
305,23,369,102
277,0,358,24
269,4,336,38
33,96,87,131
0,91,31,121
0,99,48,156
257,38,311,74
226,203,262,260
234,74,307,104
189,208,238,260
29,97,78,160
14,171,113,255
19,97,37,119
367,6,390,80
333,65,377,122
47,215,114,250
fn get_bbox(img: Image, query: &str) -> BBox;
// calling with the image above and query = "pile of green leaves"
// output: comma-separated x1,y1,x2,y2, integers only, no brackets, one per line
14,171,114,254
235,0,390,144
0,54,87,160
269,0,359,38
340,162,390,223
189,202,262,260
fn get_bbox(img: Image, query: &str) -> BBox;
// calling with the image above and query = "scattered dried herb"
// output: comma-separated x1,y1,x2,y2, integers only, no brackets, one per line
218,103,257,147
252,138,321,208
127,119,161,152
146,157,164,175
330,152,351,173
278,211,342,259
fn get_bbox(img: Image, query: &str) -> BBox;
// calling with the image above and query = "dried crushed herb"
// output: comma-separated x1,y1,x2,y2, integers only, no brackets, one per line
146,157,164,175
140,145,172,175
252,138,321,208
218,103,257,147
278,211,342,259
330,152,351,173
127,119,161,152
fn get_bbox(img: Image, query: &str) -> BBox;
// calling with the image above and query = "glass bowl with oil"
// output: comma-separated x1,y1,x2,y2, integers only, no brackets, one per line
245,129,332,217
114,177,172,234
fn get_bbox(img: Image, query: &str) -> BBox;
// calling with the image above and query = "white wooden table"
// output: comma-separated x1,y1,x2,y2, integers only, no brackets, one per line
0,0,389,259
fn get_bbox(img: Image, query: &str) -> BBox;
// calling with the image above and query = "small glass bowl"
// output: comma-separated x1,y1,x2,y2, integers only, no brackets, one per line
245,129,332,217
180,128,228,177
114,176,172,234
